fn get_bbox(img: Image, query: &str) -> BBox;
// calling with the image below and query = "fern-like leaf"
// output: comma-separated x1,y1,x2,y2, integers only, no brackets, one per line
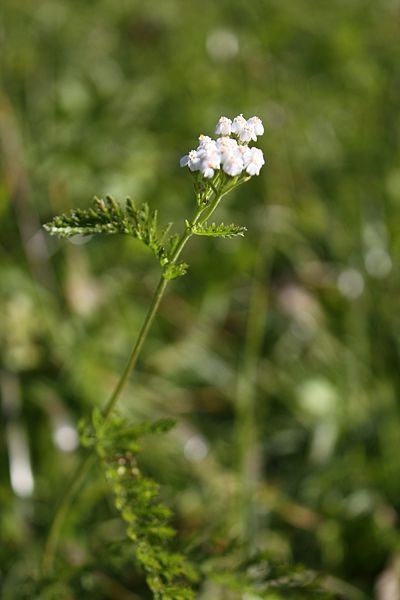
84,411,198,600
190,221,246,238
44,197,188,277
44,196,138,237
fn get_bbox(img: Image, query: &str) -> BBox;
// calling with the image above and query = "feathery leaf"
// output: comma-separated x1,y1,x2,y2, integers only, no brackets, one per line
191,221,247,238
84,412,198,600
44,197,188,277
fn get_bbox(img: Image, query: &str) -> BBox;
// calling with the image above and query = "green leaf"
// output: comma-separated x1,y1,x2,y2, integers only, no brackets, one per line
91,412,198,599
191,221,247,238
43,196,137,238
163,262,189,280
43,197,188,275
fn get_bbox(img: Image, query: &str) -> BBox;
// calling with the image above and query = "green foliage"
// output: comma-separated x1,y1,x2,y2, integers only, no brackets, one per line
79,413,326,599
44,196,188,278
43,196,148,238
163,261,189,281
210,568,323,599
189,221,247,238
84,411,197,599
199,551,340,600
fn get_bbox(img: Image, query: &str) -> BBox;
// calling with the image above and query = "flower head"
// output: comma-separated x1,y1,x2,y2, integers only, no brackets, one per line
180,114,265,180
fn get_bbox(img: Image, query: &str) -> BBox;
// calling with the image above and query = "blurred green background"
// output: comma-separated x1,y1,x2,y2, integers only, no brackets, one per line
1,0,400,597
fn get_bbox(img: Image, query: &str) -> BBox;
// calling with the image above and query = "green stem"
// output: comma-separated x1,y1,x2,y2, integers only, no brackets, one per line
41,195,223,575
103,275,169,419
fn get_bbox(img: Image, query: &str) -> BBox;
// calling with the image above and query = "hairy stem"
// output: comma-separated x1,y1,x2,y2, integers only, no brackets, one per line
41,194,223,575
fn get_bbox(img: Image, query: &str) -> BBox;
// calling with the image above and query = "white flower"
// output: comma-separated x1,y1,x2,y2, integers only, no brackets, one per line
198,134,214,148
247,116,264,136
199,149,220,178
196,136,221,178
180,136,222,178
231,114,247,137
215,116,232,136
237,144,250,157
180,150,201,171
243,147,265,176
222,152,244,176
216,136,238,152
231,114,264,143
217,138,244,176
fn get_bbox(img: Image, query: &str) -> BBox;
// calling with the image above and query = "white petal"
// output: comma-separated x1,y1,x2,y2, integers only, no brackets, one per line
202,167,215,178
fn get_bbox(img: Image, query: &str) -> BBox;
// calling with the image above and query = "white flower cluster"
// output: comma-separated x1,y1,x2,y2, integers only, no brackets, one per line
180,114,265,179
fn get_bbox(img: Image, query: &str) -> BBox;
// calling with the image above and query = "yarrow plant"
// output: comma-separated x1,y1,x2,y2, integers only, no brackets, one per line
41,116,267,598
